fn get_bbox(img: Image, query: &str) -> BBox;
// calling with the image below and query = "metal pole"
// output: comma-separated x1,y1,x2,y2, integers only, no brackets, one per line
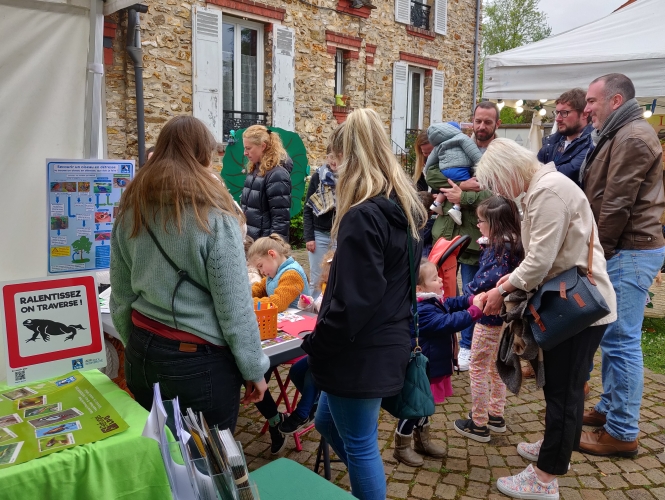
471,0,481,118
126,5,148,167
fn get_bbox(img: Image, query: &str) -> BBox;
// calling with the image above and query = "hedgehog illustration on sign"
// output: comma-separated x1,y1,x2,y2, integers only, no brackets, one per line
23,319,86,342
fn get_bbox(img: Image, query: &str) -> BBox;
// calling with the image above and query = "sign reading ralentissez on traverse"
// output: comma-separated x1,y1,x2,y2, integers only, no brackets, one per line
0,275,105,385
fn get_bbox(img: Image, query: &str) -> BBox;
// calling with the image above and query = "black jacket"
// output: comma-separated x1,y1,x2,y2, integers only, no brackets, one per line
537,124,593,185
303,170,335,242
302,195,422,399
240,158,292,241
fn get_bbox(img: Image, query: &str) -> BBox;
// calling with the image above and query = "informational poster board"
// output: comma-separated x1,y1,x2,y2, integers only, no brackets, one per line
46,159,134,275
0,371,128,468
0,275,105,385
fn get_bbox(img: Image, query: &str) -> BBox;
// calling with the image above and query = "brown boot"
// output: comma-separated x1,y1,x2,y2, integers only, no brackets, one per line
414,423,447,458
579,428,638,457
393,431,424,467
582,408,606,426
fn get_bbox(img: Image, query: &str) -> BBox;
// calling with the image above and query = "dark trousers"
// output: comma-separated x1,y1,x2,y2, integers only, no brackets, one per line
125,326,243,431
255,368,279,420
537,324,606,475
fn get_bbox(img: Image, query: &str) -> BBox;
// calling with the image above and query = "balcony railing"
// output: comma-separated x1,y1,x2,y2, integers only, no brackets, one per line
223,110,269,142
410,0,431,31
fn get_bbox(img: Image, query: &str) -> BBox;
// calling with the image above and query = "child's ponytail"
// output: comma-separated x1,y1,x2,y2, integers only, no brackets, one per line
247,233,292,260
477,196,524,262
244,125,288,176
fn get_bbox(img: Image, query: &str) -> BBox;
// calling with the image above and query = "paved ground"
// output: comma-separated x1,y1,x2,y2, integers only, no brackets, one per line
235,355,665,500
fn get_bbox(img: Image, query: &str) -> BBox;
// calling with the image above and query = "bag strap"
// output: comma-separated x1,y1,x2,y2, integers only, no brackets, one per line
587,223,597,286
142,220,211,330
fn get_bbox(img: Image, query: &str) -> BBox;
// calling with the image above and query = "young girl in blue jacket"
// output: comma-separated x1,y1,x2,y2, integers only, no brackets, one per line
393,259,485,467
454,196,523,443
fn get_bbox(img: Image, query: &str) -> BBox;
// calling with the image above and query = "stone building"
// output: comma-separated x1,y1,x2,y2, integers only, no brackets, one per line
104,0,480,165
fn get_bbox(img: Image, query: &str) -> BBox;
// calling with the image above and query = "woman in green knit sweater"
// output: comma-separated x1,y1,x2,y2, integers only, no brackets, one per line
110,116,270,430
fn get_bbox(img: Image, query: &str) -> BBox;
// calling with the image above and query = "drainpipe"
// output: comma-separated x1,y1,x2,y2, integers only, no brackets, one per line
126,5,149,167
471,0,481,117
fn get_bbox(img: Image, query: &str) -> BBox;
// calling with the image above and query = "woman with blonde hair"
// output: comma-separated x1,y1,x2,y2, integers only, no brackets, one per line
302,108,427,500
111,115,269,430
240,125,292,241
476,138,616,499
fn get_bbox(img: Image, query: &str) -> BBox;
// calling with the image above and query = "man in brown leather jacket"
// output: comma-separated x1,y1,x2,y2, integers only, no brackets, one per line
579,73,665,457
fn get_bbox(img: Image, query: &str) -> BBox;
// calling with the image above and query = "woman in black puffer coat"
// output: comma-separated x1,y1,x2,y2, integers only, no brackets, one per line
240,125,292,241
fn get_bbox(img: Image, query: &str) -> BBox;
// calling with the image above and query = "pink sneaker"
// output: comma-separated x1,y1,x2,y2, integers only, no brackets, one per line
496,464,559,499
517,439,542,461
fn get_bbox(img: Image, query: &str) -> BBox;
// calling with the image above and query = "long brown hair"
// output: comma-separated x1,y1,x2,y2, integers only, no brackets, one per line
244,125,287,176
412,130,430,183
116,115,243,237
477,196,523,261
330,108,426,239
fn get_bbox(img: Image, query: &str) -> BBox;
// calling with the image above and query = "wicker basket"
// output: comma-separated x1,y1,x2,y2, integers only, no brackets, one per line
255,303,278,340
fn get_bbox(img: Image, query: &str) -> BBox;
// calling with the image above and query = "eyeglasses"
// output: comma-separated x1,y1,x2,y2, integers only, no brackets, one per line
552,110,572,118
477,219,487,224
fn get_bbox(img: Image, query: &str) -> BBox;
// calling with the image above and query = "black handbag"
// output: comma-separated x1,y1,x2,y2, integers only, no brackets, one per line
381,219,436,420
524,224,611,351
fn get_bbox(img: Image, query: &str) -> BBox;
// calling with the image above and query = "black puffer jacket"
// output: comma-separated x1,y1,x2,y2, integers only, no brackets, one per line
302,195,423,399
240,158,292,241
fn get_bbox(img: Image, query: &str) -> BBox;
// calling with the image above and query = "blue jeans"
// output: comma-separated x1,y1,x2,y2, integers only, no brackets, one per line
459,263,480,349
315,392,385,500
289,357,319,419
595,247,665,441
308,230,332,297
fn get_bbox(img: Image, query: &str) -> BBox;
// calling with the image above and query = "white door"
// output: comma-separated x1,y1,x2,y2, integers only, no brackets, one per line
407,67,425,132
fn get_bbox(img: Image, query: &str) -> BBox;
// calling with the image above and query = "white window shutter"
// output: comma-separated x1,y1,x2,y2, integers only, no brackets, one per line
391,62,409,150
272,25,295,132
430,70,445,125
395,0,410,25
192,7,223,141
434,0,448,35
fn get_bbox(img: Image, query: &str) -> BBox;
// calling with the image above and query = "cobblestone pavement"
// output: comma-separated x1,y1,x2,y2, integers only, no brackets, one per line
235,355,665,499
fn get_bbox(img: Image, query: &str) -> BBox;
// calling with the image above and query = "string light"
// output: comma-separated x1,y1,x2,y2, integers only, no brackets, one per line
539,108,547,116
516,106,524,114
515,99,524,107
644,105,653,119
539,99,548,103
497,99,505,110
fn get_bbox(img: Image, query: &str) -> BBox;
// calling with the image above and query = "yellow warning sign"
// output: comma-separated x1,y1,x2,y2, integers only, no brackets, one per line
50,246,71,257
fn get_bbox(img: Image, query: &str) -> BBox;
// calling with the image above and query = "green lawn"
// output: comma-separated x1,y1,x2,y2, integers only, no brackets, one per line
642,317,665,374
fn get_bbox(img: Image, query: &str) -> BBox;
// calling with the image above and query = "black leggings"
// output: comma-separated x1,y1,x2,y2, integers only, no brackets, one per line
396,416,429,435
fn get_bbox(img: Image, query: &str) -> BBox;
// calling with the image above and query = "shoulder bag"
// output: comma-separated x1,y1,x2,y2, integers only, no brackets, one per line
381,214,436,420
524,224,611,351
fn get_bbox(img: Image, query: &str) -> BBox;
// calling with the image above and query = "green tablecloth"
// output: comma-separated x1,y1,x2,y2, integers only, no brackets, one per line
0,370,171,500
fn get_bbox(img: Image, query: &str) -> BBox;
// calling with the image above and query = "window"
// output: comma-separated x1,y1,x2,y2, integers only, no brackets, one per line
335,49,345,97
410,0,431,31
407,67,425,131
221,17,266,138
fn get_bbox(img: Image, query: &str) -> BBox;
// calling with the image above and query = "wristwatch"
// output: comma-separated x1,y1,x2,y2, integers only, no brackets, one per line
498,284,510,297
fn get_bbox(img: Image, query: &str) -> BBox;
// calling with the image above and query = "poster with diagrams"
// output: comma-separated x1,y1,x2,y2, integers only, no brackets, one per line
46,160,134,275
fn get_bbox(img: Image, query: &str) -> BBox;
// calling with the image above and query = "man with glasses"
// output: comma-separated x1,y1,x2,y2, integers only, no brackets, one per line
537,88,593,185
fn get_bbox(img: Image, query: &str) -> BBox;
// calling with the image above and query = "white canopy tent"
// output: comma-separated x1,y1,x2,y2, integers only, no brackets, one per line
483,0,665,113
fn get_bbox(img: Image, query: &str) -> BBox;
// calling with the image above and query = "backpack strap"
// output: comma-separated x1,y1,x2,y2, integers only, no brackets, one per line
143,221,211,330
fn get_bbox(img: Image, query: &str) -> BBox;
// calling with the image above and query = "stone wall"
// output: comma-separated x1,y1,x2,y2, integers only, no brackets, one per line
104,0,479,166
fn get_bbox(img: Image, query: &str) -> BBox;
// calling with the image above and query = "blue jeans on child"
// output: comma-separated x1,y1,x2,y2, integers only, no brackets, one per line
595,248,665,442
289,356,319,419
307,230,332,298
315,392,385,500
459,263,480,349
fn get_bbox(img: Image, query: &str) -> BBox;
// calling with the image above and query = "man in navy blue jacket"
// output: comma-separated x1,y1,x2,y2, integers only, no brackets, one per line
538,88,593,185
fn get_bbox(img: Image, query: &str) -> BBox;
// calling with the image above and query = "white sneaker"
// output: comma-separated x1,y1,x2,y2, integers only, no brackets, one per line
517,440,571,470
497,464,559,499
457,347,471,372
430,202,444,215
448,207,463,225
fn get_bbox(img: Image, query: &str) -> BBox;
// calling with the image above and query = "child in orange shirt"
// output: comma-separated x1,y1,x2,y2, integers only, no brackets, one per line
248,234,310,312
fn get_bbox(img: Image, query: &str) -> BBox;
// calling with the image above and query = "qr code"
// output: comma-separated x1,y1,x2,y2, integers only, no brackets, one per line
14,369,26,383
